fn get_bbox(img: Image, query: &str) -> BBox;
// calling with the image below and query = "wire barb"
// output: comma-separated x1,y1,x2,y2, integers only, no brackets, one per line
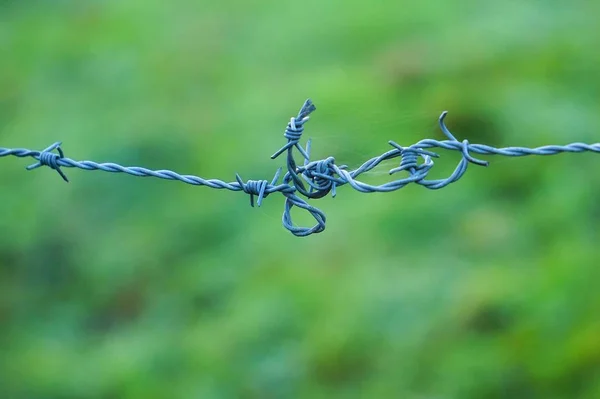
2,99,600,237
271,99,316,161
25,142,69,182
235,167,283,207
388,141,438,177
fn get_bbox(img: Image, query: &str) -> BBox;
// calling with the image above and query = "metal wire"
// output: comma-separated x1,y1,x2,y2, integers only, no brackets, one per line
2,99,599,236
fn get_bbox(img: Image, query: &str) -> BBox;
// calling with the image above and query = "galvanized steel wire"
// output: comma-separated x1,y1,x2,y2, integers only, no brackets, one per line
2,99,599,236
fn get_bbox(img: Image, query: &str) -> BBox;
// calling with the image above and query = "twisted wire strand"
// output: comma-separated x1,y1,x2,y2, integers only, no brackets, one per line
2,100,599,237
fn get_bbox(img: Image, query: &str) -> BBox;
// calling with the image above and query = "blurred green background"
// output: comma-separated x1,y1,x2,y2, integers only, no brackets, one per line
1,1,600,398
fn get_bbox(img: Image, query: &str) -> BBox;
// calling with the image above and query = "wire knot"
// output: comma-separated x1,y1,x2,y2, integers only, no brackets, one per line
282,192,326,237
26,142,69,182
297,156,340,198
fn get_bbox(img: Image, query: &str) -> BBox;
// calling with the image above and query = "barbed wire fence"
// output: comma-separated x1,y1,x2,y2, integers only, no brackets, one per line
2,99,599,236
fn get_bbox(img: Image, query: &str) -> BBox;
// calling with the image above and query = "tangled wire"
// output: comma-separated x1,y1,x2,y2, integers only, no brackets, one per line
2,99,599,236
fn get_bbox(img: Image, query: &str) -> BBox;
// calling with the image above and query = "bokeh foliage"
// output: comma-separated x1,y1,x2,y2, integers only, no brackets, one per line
1,1,600,398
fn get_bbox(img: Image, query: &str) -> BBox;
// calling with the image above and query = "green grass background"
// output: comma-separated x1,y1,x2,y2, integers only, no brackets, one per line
1,1,600,398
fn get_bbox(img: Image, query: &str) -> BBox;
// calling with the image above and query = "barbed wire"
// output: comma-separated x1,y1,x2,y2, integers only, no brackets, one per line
2,99,599,236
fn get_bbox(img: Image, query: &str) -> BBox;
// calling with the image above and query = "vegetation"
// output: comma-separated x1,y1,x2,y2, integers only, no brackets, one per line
1,1,599,397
